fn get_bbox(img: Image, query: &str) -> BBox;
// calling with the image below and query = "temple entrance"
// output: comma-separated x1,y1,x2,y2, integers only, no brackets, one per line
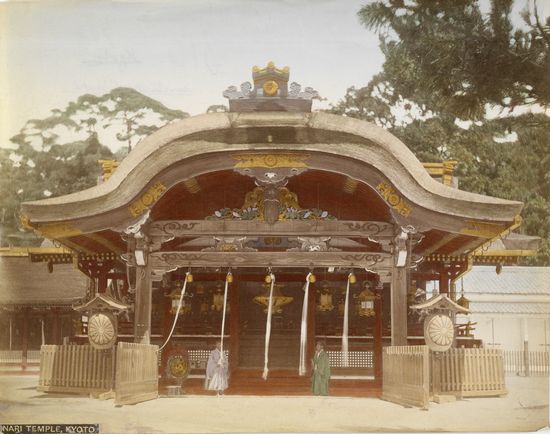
238,280,303,369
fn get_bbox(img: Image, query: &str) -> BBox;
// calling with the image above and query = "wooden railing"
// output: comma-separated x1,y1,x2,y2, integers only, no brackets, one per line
115,342,159,405
382,345,429,408
0,350,42,365
502,350,550,376
38,345,115,393
431,348,506,397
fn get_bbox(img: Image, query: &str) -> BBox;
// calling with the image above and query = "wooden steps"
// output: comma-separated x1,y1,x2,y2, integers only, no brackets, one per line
161,370,381,397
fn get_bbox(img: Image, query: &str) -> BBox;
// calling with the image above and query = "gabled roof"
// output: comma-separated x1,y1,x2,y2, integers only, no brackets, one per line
410,293,469,314
0,256,88,306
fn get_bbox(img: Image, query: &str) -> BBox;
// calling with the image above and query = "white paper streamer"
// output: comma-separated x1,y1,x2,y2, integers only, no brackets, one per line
219,272,230,357
299,272,312,376
342,274,351,367
262,273,275,380
159,271,190,351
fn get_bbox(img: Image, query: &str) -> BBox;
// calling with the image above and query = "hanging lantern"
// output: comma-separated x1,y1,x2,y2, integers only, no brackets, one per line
265,274,273,284
186,272,193,283
355,282,377,317
316,281,334,312
348,272,357,284
254,283,293,314
168,285,191,315
308,273,316,283
211,284,224,312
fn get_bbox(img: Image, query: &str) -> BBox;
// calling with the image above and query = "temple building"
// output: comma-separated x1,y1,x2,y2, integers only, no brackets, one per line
16,63,537,397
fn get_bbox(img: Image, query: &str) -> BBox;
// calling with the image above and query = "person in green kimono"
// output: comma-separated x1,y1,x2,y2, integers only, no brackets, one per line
311,342,330,396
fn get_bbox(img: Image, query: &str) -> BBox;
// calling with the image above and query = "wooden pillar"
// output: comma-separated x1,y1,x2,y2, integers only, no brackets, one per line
21,308,30,369
52,309,60,345
374,289,383,380
439,267,449,295
229,276,240,376
97,269,109,294
134,261,153,344
160,289,172,370
306,280,316,374
9,314,13,350
390,265,408,346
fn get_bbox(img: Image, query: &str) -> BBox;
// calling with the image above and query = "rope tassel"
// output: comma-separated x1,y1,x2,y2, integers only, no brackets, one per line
262,273,275,380
299,272,312,376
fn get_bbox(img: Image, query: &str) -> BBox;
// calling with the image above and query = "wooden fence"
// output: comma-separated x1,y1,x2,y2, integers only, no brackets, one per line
502,350,550,376
431,348,506,397
38,345,115,394
382,345,429,408
115,342,159,405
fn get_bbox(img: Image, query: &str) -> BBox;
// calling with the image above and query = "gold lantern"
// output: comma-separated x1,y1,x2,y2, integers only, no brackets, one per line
355,282,377,317
317,281,334,312
254,283,293,314
168,285,191,315
211,284,224,312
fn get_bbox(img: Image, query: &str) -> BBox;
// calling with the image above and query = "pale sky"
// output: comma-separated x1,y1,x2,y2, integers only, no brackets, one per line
0,0,384,148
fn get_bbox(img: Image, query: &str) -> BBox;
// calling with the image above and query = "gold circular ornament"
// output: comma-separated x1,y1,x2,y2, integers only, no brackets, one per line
87,312,117,349
424,313,454,352
263,80,279,96
167,354,189,379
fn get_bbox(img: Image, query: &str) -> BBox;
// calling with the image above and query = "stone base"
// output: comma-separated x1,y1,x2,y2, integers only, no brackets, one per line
433,394,457,404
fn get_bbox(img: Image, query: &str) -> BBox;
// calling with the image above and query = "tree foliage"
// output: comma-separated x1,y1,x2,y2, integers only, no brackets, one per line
333,0,550,264
357,0,550,119
0,88,188,246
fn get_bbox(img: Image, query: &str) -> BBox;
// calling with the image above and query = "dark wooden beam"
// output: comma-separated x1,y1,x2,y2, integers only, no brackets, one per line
150,251,392,272
149,220,394,241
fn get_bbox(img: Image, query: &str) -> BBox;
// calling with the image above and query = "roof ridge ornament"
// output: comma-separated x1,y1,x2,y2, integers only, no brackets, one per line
223,61,322,112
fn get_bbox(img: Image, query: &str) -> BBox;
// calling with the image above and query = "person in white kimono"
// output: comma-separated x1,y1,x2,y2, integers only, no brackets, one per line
205,341,228,394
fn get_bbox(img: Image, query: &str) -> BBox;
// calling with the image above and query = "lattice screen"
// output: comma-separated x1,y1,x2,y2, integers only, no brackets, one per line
327,351,373,368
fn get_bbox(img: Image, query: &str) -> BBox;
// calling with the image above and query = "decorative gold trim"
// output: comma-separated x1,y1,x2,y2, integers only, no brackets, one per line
128,181,167,217
376,182,412,217
233,153,309,169
0,246,72,257
343,177,358,195
422,160,458,186
263,80,279,96
460,220,506,238
98,159,120,182
35,222,82,239
183,178,201,194
252,61,290,76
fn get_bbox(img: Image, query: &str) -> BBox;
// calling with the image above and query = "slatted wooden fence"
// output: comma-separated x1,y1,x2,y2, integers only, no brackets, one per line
114,342,159,405
502,350,549,376
431,348,506,397
382,345,430,408
38,345,115,394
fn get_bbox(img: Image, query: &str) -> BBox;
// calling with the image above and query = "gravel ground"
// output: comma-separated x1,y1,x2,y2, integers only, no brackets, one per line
0,375,548,433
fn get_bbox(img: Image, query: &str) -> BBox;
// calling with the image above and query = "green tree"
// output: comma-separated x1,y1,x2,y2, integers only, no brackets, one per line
357,0,550,119
333,0,550,264
1,88,188,246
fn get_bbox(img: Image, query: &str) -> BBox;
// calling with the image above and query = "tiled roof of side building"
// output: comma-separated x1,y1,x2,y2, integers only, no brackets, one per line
462,266,550,295
0,256,88,306
469,301,550,315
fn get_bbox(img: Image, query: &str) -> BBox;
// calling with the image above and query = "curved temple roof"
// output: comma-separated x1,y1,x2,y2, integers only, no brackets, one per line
21,111,522,245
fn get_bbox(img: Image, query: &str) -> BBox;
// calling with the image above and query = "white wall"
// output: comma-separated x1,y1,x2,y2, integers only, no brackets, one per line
468,315,549,351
